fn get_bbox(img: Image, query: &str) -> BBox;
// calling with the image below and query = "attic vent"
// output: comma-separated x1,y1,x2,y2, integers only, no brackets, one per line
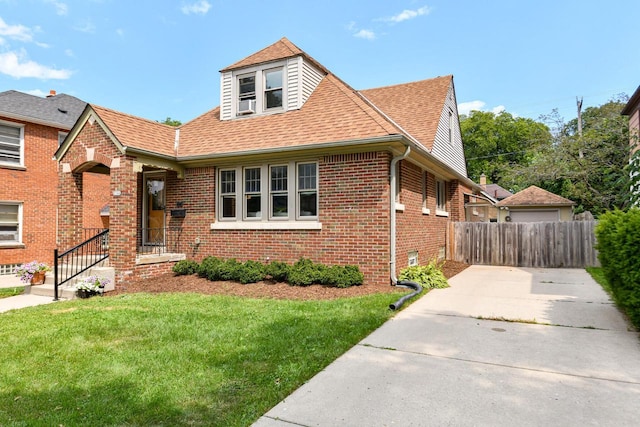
58,108,68,114
238,99,256,115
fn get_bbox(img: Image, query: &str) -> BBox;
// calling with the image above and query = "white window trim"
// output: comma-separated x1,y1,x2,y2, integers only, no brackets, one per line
0,120,25,168
436,179,449,217
232,61,287,117
0,201,23,246
215,161,319,228
421,170,430,215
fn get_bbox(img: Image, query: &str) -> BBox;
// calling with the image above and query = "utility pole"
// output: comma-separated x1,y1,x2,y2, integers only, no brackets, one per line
577,96,584,158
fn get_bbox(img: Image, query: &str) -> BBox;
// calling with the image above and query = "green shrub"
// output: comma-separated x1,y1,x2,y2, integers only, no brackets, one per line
595,209,640,327
399,259,449,290
197,256,223,280
288,258,325,287
322,265,364,288
218,258,242,281
265,261,290,282
172,259,199,276
237,260,266,284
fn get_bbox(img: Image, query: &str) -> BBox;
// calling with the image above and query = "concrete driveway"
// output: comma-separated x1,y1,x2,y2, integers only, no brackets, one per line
253,266,640,426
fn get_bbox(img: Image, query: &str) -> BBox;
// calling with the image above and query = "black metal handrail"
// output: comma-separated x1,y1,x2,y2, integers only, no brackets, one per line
137,227,183,255
54,229,109,301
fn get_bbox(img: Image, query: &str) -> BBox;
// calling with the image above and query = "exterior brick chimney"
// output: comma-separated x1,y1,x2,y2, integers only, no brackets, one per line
47,90,56,98
479,173,487,188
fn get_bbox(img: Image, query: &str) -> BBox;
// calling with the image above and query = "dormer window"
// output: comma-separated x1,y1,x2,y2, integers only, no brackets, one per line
264,68,283,109
238,74,256,114
233,65,285,117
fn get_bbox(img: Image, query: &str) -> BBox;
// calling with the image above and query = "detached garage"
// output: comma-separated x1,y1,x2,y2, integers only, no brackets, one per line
496,186,575,223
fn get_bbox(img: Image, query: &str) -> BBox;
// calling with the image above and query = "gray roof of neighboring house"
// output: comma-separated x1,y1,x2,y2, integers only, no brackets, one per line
484,183,513,200
0,90,86,129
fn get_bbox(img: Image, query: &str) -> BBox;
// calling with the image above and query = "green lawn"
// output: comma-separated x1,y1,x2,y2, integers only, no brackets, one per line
0,287,23,299
0,291,404,426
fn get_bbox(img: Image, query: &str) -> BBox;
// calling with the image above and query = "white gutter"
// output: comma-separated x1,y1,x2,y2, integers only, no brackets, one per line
390,145,411,285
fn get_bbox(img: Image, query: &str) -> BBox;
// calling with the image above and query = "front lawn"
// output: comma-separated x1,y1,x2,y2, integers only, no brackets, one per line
0,291,403,426
0,287,23,299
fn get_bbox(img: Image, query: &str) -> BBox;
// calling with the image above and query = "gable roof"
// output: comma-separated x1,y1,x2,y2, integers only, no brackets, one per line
90,105,176,156
221,37,328,74
360,76,452,152
0,90,86,129
496,185,575,207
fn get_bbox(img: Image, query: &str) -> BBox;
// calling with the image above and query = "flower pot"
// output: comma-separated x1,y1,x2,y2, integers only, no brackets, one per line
30,271,46,285
76,289,96,299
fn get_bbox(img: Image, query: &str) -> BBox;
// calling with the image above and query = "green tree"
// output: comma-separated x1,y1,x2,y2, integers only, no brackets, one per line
509,96,631,216
159,117,182,127
460,111,552,189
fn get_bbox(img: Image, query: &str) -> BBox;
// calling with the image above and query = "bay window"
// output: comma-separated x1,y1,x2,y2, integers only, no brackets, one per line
244,167,261,218
220,170,236,218
270,165,288,218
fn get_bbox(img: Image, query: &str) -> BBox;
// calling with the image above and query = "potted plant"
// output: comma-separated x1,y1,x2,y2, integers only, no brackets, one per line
14,261,51,285
75,275,110,299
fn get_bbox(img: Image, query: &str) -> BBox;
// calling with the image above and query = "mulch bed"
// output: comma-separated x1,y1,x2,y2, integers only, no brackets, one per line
110,260,469,301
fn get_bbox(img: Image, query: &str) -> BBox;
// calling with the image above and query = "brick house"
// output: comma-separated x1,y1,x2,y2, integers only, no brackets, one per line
55,38,481,286
0,90,109,275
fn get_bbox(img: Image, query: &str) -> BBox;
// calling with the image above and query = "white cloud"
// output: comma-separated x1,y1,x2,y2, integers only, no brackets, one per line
64,48,74,57
0,50,72,79
458,100,486,116
0,16,36,42
386,6,431,23
491,105,506,115
181,1,211,15
354,29,376,40
45,0,69,16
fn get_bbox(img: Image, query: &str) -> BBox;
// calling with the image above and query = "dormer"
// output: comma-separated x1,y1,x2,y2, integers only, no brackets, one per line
219,38,326,120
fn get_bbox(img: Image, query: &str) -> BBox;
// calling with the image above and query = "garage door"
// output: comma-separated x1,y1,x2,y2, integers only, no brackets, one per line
509,210,559,222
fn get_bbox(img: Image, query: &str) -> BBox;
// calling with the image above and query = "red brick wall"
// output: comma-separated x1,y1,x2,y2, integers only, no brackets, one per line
395,161,451,273
82,172,110,229
160,152,392,285
0,117,61,266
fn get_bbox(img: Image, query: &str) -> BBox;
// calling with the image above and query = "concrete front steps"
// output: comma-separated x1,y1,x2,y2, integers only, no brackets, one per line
27,263,115,300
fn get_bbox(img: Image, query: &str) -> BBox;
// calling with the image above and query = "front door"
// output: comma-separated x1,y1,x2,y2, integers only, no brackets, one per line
144,172,166,246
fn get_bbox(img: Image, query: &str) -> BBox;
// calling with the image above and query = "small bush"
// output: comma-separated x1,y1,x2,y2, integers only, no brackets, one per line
399,259,449,290
265,261,290,282
173,259,199,276
198,256,223,280
322,265,364,288
288,258,325,287
218,258,242,281
237,260,266,284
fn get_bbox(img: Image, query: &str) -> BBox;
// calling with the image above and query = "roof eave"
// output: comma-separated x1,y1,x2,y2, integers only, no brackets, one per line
0,111,72,130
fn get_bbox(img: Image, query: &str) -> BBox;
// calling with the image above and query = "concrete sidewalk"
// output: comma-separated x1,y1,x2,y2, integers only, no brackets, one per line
0,275,56,313
253,266,640,426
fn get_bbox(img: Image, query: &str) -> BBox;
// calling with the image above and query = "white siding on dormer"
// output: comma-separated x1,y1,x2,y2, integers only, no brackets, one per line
286,57,300,111
301,60,323,105
430,82,468,177
220,72,233,120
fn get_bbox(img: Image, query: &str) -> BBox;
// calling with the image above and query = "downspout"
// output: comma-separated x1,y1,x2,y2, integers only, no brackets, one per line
389,145,423,310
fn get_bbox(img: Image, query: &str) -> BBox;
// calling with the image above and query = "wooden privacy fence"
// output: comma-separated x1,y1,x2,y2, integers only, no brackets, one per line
449,221,599,268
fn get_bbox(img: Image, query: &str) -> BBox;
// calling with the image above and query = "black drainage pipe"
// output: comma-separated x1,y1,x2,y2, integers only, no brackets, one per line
389,280,423,311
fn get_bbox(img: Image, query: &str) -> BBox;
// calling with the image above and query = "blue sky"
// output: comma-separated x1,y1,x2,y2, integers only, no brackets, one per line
1,0,638,125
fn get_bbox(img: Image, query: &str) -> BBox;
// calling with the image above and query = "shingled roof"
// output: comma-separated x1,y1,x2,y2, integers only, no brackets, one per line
496,185,575,207
0,90,86,129
360,76,452,152
91,105,176,157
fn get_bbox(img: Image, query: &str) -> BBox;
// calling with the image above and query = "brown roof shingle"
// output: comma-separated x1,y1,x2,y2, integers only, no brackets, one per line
360,76,452,151
496,185,575,207
92,105,176,157
222,37,306,72
177,74,401,157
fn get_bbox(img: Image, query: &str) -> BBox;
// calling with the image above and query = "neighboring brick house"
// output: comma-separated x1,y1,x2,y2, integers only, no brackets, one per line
0,90,110,274
55,38,481,286
622,86,640,205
